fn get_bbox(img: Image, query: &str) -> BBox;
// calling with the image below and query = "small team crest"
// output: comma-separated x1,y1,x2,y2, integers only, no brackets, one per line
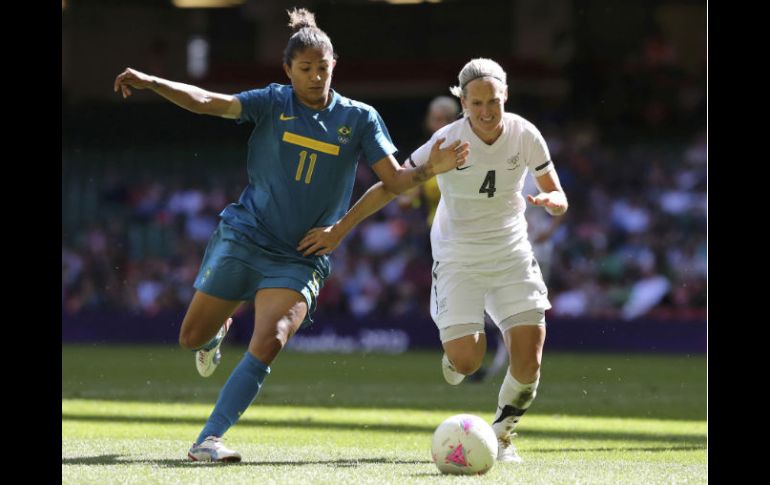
507,152,520,171
337,125,352,144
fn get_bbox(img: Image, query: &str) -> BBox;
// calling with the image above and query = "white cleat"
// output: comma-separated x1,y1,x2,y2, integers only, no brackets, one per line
441,353,465,385
195,318,233,378
496,433,523,463
187,435,241,462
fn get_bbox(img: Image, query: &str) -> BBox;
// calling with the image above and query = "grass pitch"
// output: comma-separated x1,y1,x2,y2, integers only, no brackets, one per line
63,345,706,484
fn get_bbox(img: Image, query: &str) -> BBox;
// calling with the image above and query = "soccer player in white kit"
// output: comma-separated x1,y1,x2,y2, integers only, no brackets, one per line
297,58,569,463
473,174,566,382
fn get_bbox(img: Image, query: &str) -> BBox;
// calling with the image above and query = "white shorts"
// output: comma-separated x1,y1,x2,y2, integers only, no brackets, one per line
429,257,551,342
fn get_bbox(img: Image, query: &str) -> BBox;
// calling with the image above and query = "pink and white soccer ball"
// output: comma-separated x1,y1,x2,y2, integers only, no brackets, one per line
431,413,498,475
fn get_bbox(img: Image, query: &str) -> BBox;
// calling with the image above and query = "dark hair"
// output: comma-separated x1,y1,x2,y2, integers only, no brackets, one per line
283,8,335,66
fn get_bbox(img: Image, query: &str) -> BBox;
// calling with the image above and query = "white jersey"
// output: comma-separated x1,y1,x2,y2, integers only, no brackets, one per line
408,113,554,265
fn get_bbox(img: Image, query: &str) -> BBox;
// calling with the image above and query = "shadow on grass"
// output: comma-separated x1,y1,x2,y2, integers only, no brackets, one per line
62,413,706,444
62,444,704,469
61,393,707,422
62,347,707,421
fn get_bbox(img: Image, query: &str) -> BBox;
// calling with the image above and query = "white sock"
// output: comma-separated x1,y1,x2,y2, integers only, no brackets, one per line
493,369,540,435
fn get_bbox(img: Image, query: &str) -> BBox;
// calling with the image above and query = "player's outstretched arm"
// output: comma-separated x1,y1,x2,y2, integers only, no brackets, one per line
297,180,395,256
373,138,469,195
297,138,469,256
113,67,241,119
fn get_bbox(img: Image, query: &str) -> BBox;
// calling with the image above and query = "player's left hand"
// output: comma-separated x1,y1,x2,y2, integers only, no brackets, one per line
298,225,341,256
527,191,568,216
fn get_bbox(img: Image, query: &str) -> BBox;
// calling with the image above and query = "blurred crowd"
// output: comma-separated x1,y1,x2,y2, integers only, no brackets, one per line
61,126,705,322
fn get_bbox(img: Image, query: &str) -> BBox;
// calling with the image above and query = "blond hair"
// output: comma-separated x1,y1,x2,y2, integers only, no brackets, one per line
449,58,507,98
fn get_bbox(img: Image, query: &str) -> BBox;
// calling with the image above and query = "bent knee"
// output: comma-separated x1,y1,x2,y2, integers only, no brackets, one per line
256,334,286,352
452,357,484,375
512,361,541,382
179,329,206,350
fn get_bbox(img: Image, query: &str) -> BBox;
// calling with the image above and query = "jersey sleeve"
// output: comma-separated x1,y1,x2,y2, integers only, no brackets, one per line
524,124,554,177
360,108,397,167
406,135,434,168
234,86,272,125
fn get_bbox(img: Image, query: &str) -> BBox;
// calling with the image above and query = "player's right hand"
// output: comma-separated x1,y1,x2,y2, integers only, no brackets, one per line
113,68,154,99
298,225,343,256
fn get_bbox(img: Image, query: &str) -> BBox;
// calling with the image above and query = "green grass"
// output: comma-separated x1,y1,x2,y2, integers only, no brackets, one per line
62,345,707,484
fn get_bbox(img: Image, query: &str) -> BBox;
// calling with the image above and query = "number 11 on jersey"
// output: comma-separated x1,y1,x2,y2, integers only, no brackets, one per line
295,150,317,184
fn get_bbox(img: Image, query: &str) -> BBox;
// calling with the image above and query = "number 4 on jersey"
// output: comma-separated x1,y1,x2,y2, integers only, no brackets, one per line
479,170,496,198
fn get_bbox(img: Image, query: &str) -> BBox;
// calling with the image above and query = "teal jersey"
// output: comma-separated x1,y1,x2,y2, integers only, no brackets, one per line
221,83,396,277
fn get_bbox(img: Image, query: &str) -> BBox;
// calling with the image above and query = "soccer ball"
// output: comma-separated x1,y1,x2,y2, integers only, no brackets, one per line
431,413,497,475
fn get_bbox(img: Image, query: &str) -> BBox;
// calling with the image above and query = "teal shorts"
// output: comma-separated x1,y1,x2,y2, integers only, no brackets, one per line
193,221,324,327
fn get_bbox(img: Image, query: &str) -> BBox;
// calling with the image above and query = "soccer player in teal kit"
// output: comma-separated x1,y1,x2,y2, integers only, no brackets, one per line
113,8,469,462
